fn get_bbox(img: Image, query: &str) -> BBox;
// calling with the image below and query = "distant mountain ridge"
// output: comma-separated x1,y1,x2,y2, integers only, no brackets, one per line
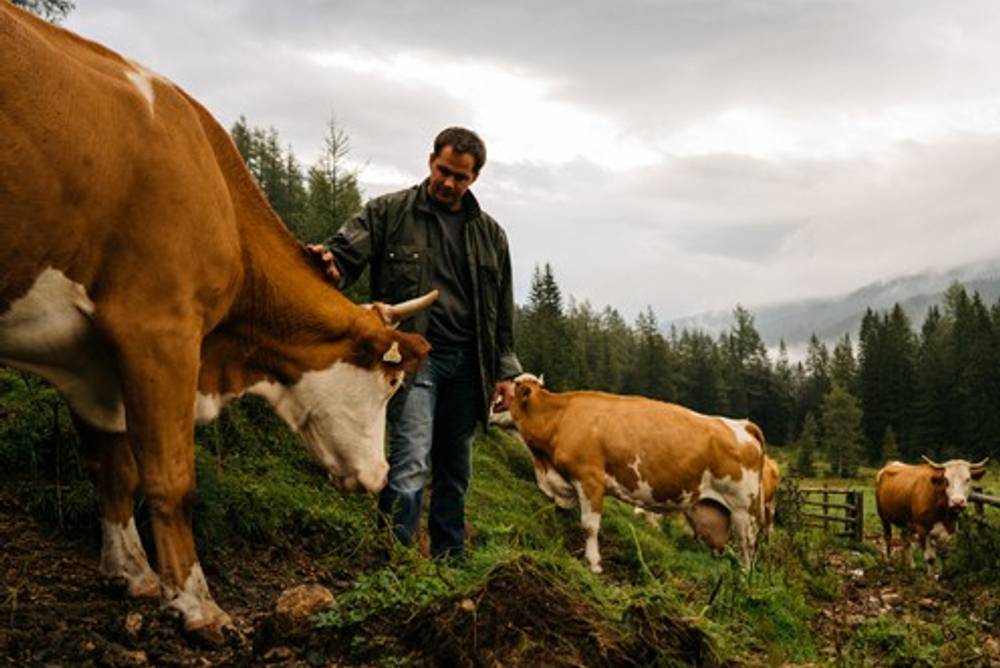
667,258,1000,349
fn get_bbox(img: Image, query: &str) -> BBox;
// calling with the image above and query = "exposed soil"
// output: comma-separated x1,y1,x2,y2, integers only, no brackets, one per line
1,489,720,668
806,534,1000,667
0,490,338,667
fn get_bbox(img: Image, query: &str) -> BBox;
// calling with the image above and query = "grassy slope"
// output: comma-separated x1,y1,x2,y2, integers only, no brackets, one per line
2,369,997,666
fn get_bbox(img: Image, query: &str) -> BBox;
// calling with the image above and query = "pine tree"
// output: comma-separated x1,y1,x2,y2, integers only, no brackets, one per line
830,333,857,395
910,306,953,459
305,115,362,244
517,264,571,389
794,412,818,477
769,340,796,445
880,426,900,464
821,384,864,478
676,329,724,414
626,307,674,401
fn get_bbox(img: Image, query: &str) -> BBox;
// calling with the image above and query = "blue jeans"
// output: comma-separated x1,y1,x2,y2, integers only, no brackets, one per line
377,346,480,558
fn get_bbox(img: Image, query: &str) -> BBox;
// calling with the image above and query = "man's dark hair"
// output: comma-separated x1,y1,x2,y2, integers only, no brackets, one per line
433,127,487,173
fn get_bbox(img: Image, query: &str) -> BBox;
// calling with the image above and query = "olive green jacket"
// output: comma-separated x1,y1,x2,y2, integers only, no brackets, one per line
325,181,522,423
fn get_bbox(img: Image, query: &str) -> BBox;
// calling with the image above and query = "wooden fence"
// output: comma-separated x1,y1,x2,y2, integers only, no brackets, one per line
971,487,1000,516
798,486,864,542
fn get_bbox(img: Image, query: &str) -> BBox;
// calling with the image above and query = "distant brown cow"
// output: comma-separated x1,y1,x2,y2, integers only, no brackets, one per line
875,456,988,570
498,374,767,573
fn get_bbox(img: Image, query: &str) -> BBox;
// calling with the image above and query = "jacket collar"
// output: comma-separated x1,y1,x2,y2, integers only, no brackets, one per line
415,178,482,220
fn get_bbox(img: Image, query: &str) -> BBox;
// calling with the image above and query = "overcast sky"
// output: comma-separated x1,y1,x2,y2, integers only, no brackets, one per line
65,1,1000,321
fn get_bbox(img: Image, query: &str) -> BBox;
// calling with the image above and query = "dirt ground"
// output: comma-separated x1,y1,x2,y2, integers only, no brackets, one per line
806,538,1000,667
0,490,339,667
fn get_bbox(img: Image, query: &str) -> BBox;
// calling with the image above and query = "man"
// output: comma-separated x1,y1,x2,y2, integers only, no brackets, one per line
307,127,521,560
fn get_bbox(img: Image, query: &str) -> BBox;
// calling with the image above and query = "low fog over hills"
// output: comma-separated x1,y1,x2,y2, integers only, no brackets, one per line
667,258,1000,355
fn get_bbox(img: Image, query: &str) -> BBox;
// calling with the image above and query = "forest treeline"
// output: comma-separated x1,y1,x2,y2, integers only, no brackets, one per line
233,117,1000,477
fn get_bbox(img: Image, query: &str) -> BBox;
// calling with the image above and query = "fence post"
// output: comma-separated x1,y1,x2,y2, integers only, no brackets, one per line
854,490,864,543
823,485,829,533
973,486,984,517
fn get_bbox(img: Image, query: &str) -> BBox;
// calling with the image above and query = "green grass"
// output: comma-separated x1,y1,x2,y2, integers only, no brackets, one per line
3,369,998,666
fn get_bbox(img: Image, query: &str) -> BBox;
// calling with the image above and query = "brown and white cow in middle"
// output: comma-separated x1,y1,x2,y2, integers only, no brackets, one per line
876,456,989,570
500,374,767,573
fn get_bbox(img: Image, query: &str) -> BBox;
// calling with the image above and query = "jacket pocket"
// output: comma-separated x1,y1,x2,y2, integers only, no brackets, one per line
384,245,424,300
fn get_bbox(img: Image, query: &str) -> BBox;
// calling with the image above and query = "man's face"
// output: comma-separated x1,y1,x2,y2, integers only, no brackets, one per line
427,146,478,211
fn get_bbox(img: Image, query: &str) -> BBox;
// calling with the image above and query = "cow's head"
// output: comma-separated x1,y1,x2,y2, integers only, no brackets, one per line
250,293,434,494
923,456,990,509
508,372,545,422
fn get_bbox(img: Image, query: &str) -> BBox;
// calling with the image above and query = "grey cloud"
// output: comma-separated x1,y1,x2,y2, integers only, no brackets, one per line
61,2,1000,322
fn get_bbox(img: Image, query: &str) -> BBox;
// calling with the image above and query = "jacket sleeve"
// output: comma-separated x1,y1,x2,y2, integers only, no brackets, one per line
495,238,523,380
324,199,384,290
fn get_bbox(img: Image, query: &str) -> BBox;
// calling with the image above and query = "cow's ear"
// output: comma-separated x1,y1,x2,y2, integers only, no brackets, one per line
931,472,946,486
971,468,987,481
517,383,533,402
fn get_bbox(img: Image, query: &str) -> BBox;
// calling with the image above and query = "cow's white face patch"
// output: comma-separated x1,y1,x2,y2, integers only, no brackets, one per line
251,361,400,493
0,268,125,431
942,463,974,508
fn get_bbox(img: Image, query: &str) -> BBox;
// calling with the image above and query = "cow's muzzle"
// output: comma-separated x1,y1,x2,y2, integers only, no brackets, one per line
949,497,968,509
330,462,388,494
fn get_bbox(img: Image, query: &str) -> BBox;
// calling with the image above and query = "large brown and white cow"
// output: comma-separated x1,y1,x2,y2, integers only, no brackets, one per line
499,374,767,573
0,4,435,642
875,456,989,571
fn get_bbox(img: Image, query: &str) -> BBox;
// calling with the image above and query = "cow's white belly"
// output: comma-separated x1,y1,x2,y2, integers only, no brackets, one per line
0,268,126,432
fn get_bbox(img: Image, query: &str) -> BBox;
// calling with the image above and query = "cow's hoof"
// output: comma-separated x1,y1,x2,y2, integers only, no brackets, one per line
589,563,603,574
185,610,236,647
127,572,161,600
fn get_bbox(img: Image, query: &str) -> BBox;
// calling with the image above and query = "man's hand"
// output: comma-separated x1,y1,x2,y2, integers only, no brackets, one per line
303,243,342,283
491,380,515,412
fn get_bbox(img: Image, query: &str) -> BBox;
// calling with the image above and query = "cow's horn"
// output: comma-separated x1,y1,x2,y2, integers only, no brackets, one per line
970,457,990,470
382,341,402,364
383,290,439,324
921,455,945,469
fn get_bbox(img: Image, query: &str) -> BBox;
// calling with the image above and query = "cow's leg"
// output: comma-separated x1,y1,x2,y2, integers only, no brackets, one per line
880,517,893,561
531,454,578,509
73,414,159,599
729,507,757,569
572,476,605,574
901,529,915,569
924,522,951,573
109,327,231,643
635,507,662,528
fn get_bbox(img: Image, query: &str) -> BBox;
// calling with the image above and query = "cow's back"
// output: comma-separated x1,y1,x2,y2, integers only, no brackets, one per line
0,3,240,316
554,392,764,508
